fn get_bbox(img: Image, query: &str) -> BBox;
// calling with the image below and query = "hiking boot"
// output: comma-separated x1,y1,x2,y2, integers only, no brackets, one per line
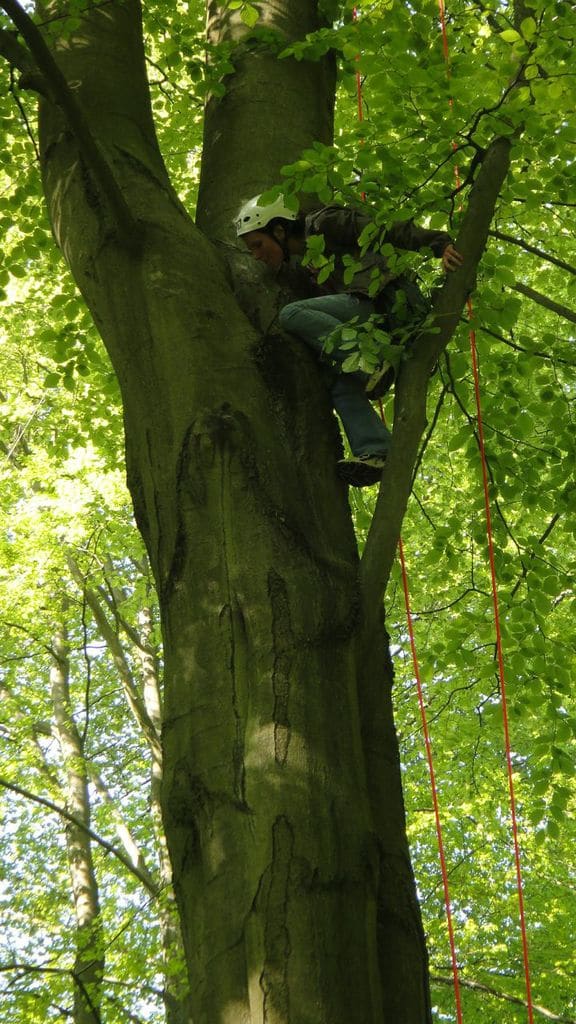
337,453,387,487
366,362,395,401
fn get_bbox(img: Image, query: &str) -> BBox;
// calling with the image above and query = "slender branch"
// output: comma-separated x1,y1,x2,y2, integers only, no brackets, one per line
360,135,513,610
510,511,562,598
9,65,40,160
511,281,576,324
0,961,102,1023
431,974,576,1023
488,229,576,276
0,0,142,251
0,775,159,896
411,586,490,616
479,324,576,366
67,554,162,764
411,381,448,484
87,765,157,892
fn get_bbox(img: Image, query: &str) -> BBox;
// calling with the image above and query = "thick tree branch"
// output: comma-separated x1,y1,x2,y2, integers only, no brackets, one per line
0,775,160,896
0,25,45,91
511,281,576,324
360,135,512,612
488,228,576,276
0,0,142,250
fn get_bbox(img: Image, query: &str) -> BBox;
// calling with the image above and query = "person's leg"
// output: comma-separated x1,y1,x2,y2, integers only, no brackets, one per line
279,293,374,364
280,293,391,486
367,276,431,399
330,374,392,458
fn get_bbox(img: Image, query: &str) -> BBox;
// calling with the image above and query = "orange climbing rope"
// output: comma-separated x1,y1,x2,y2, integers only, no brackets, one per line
398,537,464,1023
352,8,464,1020
437,3,534,1020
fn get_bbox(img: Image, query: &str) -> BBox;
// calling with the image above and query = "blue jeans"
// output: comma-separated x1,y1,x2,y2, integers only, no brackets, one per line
279,293,392,458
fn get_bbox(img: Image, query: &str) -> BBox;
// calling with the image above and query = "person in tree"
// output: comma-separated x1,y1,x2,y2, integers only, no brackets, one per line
236,194,463,486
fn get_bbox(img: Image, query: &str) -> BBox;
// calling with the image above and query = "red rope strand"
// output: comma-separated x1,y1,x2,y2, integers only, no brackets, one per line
468,312,535,1023
398,537,464,1023
438,4,534,1019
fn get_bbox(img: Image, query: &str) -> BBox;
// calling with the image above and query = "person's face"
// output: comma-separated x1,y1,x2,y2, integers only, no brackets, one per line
242,229,284,270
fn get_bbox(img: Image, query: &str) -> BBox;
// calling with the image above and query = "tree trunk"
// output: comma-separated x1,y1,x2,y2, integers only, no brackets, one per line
24,1,432,1020
197,0,336,237
50,624,104,1024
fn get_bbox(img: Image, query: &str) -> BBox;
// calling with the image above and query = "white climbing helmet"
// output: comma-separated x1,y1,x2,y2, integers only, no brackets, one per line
235,193,298,237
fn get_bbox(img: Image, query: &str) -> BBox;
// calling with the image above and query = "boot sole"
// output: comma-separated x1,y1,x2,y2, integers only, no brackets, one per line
337,461,385,487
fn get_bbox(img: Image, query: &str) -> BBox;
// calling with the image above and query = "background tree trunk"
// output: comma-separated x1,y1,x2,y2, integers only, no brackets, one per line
50,623,104,1024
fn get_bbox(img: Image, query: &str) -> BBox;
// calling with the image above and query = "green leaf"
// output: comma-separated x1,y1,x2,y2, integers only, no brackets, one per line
341,353,361,373
500,28,521,42
521,16,537,39
240,4,259,27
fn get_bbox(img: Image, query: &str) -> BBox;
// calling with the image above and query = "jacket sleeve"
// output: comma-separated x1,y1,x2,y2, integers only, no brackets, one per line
307,206,373,248
308,206,453,257
383,219,453,257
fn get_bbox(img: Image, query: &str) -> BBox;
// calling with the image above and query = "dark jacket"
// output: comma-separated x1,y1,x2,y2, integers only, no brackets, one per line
304,205,452,298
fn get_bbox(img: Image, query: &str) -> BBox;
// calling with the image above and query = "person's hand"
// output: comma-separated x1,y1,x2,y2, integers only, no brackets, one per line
442,243,464,272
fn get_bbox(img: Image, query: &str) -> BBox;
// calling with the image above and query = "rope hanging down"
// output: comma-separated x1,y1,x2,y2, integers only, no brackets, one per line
437,3,534,1020
398,538,464,1024
352,8,464,1021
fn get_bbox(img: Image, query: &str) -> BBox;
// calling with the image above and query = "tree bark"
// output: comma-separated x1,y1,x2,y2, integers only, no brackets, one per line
50,624,104,1024
138,603,193,1024
197,0,337,238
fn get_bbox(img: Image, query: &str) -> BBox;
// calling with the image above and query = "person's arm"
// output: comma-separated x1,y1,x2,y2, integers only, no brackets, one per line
310,207,463,270
308,206,372,248
383,219,462,270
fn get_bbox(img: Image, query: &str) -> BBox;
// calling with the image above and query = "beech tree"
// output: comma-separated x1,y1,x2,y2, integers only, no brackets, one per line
0,1,574,1023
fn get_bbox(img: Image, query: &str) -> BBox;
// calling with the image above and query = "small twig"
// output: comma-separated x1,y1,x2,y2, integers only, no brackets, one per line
411,380,448,483
9,64,39,159
489,228,576,276
478,324,576,366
